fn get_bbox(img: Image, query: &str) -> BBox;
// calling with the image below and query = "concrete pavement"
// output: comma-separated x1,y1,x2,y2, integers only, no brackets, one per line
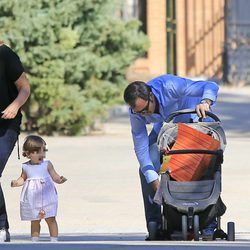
0,86,250,248
1,235,250,250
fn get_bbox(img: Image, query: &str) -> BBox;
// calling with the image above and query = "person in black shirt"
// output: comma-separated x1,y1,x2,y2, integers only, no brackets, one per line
0,41,30,242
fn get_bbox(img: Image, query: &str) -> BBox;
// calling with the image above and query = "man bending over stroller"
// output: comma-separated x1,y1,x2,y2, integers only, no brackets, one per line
123,74,219,240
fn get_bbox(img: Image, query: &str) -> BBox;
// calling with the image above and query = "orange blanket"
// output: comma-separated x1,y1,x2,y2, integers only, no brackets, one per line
167,123,220,181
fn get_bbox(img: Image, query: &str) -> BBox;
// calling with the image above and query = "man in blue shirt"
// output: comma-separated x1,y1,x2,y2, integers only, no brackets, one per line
123,74,218,240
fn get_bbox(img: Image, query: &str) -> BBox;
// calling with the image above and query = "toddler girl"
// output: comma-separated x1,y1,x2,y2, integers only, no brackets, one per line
11,135,67,242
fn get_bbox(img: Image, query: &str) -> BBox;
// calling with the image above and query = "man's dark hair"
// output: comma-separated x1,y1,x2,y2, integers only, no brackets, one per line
123,81,151,108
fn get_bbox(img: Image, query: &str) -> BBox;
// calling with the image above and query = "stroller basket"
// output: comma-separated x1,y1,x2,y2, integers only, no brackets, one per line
161,171,221,213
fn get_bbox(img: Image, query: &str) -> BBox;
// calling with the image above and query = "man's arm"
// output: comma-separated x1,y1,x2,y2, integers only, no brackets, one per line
1,72,30,119
183,78,219,103
168,76,219,118
130,113,159,186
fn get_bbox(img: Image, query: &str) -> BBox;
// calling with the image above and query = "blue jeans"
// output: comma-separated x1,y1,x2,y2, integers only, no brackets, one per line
139,143,162,232
0,128,18,229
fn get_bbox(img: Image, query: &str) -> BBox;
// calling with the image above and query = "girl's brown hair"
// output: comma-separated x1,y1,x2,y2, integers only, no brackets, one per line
22,135,46,157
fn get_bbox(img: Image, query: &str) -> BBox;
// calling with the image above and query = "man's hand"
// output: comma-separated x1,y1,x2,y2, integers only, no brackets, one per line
195,99,212,118
1,103,19,119
151,179,160,191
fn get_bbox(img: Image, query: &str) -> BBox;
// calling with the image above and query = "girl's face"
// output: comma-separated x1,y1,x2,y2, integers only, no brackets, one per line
27,146,47,165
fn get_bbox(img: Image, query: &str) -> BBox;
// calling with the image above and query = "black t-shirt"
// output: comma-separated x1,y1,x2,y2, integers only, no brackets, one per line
0,44,24,133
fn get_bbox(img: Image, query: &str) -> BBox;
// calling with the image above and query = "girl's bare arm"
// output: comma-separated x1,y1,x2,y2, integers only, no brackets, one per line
48,161,67,184
11,170,27,187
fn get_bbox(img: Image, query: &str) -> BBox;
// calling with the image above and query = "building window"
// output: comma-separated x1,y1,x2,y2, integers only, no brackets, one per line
120,0,147,34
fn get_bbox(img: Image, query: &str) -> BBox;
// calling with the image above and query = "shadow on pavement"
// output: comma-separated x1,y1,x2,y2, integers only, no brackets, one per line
214,94,250,138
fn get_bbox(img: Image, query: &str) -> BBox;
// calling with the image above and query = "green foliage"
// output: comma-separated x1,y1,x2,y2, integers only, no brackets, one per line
0,0,148,135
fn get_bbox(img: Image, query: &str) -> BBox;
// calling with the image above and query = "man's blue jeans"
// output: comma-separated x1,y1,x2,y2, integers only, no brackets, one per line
139,143,162,232
0,128,18,229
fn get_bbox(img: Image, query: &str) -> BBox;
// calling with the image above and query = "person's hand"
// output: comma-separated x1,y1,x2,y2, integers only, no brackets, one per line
11,180,18,187
151,179,160,191
1,103,19,119
59,176,67,183
195,99,212,118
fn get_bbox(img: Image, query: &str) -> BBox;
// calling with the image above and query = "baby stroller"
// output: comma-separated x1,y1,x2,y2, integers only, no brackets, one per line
150,109,235,241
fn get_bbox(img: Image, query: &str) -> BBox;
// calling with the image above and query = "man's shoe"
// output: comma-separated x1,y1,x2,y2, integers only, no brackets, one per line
145,229,170,241
145,221,162,241
0,228,10,242
202,220,217,241
5,230,10,242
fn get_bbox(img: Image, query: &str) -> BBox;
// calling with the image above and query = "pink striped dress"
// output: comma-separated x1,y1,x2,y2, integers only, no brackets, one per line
20,160,58,221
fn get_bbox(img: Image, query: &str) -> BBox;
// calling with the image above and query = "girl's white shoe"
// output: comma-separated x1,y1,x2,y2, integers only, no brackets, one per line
31,236,39,242
50,237,58,242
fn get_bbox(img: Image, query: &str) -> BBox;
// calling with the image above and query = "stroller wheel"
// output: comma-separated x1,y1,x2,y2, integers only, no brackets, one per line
148,221,158,240
227,222,235,241
182,215,188,240
193,215,200,241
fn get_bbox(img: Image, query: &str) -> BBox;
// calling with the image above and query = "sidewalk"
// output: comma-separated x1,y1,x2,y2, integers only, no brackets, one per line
1,86,250,243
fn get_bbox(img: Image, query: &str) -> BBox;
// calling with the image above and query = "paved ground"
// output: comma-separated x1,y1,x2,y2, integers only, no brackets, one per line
0,86,250,248
2,240,250,250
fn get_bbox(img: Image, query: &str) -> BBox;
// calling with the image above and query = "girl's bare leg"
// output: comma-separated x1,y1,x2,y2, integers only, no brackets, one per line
45,217,58,238
31,220,41,241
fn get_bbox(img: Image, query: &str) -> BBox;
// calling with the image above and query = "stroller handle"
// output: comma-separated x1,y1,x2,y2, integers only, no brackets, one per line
165,109,221,123
163,149,223,156
160,149,224,165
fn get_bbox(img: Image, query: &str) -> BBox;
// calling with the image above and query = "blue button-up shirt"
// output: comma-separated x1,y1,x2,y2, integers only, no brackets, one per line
128,75,219,183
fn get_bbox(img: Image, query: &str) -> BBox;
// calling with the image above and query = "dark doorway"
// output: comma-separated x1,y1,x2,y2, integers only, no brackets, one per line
166,0,177,74
224,0,250,85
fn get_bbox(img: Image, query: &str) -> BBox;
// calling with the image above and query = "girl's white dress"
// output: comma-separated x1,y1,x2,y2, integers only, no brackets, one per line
20,160,58,221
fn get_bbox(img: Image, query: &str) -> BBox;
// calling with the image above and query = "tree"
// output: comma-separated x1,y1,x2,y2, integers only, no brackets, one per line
0,0,148,135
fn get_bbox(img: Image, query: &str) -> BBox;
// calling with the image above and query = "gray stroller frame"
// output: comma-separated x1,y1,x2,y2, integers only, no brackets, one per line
150,110,235,241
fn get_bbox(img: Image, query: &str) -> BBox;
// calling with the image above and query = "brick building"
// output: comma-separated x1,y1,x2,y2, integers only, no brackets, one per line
124,0,225,81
